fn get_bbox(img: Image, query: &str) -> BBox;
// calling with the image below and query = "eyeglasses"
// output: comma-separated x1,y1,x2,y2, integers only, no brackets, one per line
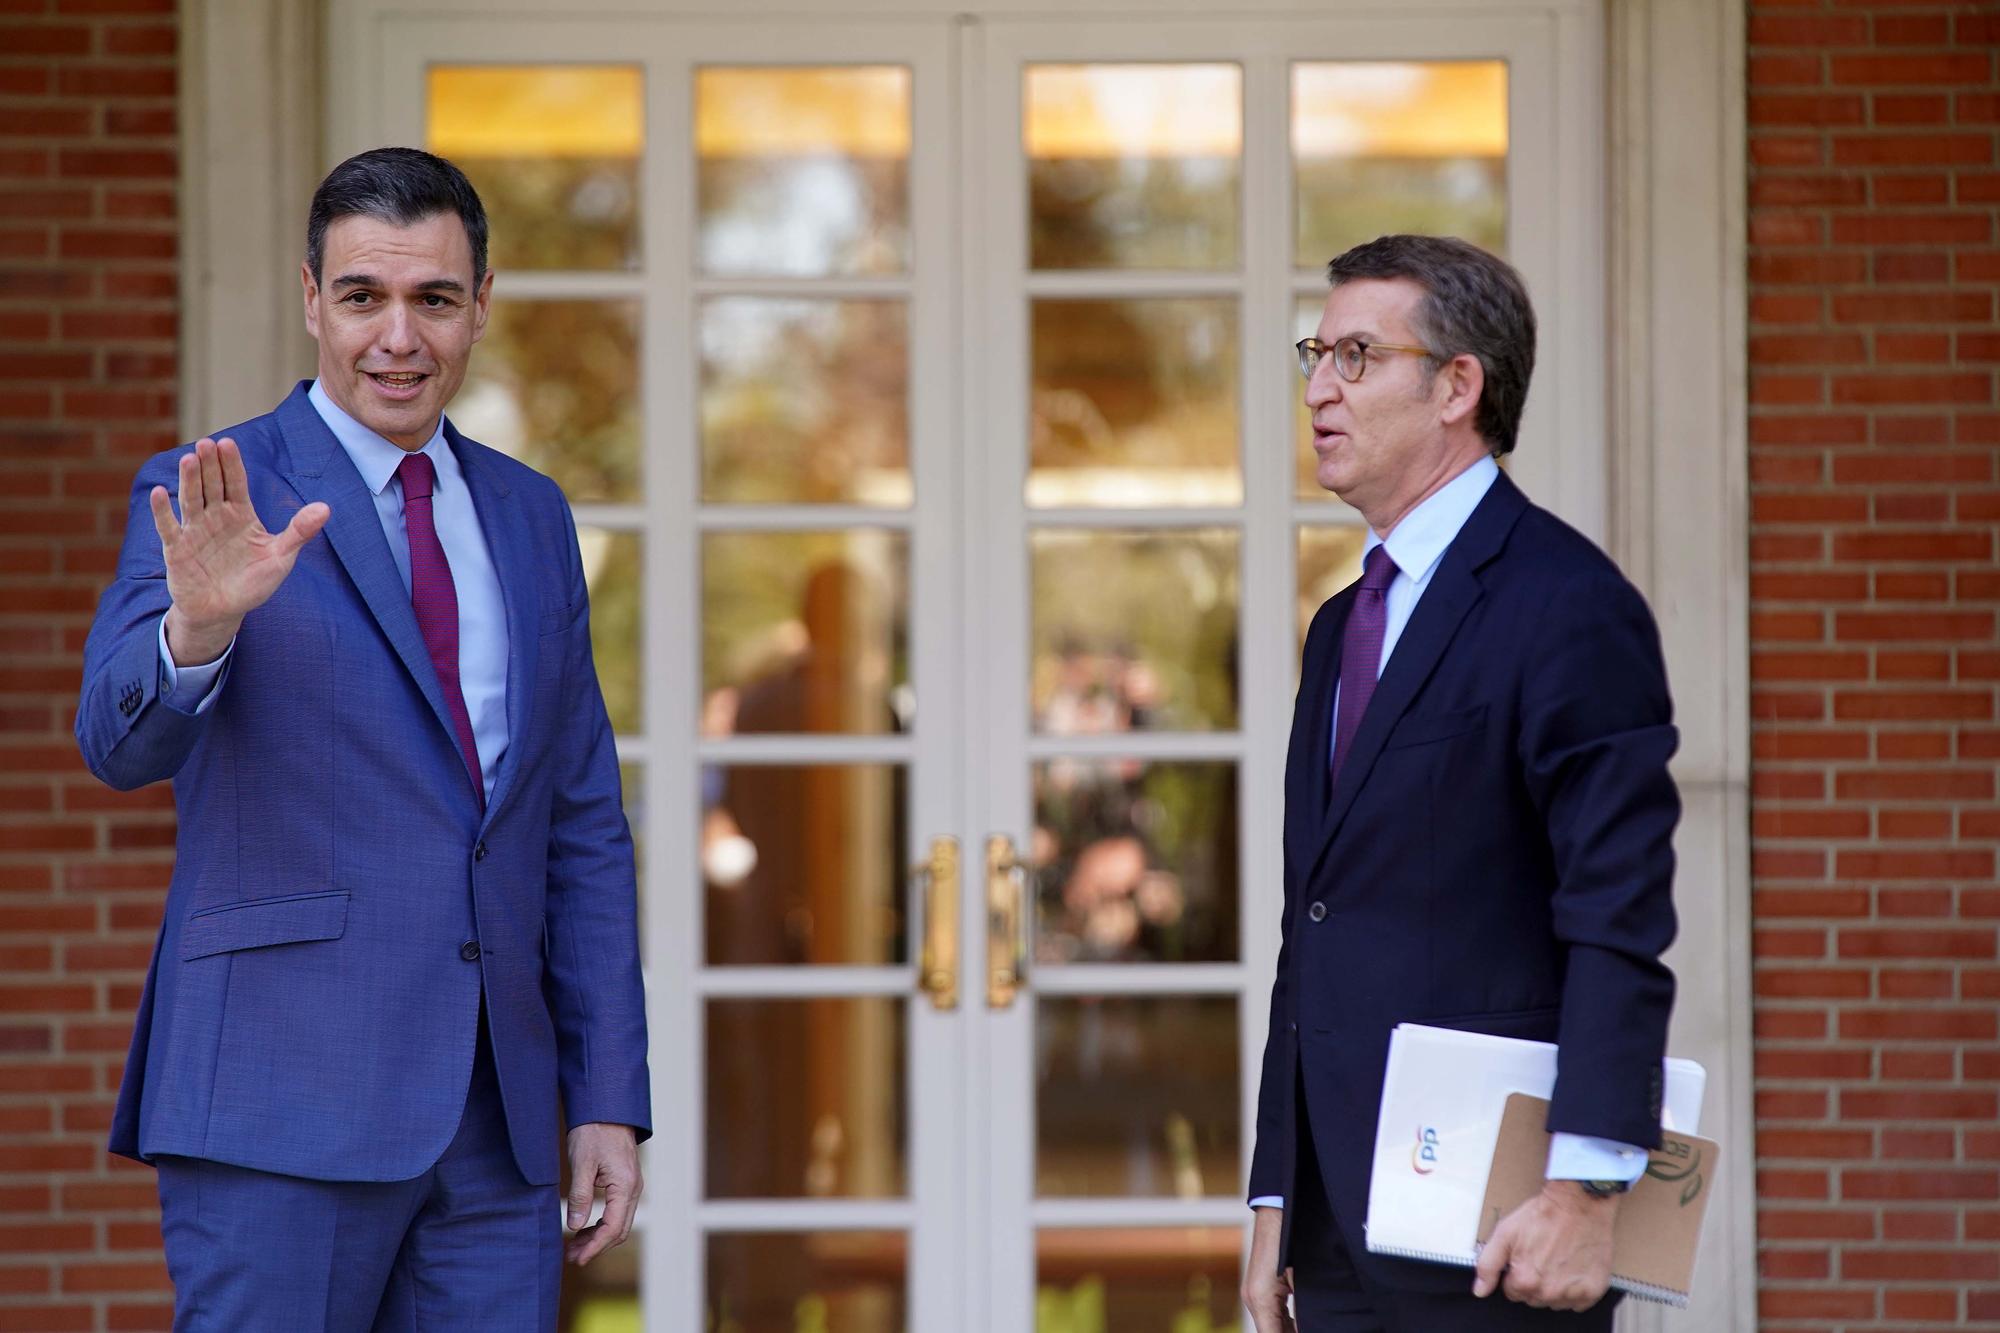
1295,335,1436,383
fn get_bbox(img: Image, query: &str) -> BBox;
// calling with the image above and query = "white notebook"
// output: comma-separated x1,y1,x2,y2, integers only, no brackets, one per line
1364,1023,1706,1273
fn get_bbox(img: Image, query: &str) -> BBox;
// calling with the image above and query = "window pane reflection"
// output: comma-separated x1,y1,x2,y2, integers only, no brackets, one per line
704,764,907,966
620,761,644,957
707,998,906,1198
1030,298,1240,508
700,298,911,506
707,1231,906,1332
1032,529,1238,734
702,531,910,736
428,65,641,271
557,1238,637,1330
1026,63,1241,270
1037,995,1238,1197
697,66,911,277
455,299,640,504
1033,760,1237,964
1037,1227,1241,1333
1295,291,1325,499
1292,61,1508,266
1297,525,1368,659
579,527,641,735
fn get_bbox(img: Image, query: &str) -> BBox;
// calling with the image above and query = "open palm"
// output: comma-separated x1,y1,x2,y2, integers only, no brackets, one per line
151,437,329,638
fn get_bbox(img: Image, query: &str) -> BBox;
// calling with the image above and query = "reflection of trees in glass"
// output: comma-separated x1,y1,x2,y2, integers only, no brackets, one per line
457,299,640,504
1033,760,1239,965
699,156,909,277
1295,525,1367,656
1036,995,1238,1198
706,1232,907,1333
1294,156,1506,267
700,298,910,505
1032,530,1238,733
1030,299,1240,505
1030,156,1239,270
457,157,639,271
555,1238,637,1332
701,532,909,735
1035,1247,1240,1333
579,529,642,735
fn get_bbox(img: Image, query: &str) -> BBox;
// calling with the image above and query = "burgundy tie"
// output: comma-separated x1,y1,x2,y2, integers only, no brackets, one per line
1330,544,1399,784
397,452,484,810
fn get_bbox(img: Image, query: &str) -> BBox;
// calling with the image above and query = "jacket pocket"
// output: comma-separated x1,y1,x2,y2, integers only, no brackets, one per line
1383,703,1487,750
180,890,350,961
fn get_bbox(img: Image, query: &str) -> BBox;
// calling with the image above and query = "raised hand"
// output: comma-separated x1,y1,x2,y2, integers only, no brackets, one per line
151,437,329,665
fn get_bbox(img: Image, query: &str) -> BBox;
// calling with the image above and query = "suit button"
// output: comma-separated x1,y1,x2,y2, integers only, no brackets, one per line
460,941,481,961
1307,901,1327,923
473,842,487,861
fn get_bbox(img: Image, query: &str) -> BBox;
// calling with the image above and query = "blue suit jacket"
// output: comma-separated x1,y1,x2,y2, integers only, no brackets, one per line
78,383,650,1186
1249,471,1679,1289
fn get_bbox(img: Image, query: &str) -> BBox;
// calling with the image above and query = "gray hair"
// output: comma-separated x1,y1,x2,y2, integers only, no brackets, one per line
1326,235,1536,455
306,147,489,288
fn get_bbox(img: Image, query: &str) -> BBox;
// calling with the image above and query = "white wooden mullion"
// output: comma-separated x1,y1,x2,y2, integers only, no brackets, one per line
1031,963,1247,995
494,271,647,299
1021,731,1242,762
694,504,914,531
568,502,647,530
1029,1197,1253,1227
698,1199,918,1230
691,275,915,299
696,734,915,764
697,966,914,997
1023,269,1245,298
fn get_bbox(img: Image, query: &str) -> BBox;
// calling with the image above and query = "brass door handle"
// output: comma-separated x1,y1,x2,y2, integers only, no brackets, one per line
985,834,1028,1009
914,835,959,1011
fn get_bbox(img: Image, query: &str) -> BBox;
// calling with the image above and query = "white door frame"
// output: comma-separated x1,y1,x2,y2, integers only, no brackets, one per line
182,1,1752,1328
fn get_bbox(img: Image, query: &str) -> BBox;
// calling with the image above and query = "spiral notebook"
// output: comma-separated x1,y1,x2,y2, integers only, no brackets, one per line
1363,1023,1710,1306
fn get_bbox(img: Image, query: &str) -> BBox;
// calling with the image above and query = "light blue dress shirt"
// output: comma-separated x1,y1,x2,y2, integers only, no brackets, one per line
1251,455,1645,1211
159,382,510,800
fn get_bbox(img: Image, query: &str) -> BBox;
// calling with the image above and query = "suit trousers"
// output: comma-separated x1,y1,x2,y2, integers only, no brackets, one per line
156,1008,560,1332
1289,1089,1616,1333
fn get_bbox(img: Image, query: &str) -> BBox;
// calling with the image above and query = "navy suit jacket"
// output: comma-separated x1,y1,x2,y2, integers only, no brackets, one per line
77,383,651,1186
1248,471,1679,1290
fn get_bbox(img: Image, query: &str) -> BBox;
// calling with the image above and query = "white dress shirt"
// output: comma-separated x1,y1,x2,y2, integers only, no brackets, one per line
1251,455,1647,1211
159,382,510,800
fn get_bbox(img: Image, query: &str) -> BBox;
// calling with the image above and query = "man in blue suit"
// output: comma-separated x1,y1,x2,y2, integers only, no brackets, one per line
1241,236,1679,1332
75,148,650,1330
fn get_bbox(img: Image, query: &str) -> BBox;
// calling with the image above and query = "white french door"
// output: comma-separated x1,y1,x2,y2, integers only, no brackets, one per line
331,3,1603,1328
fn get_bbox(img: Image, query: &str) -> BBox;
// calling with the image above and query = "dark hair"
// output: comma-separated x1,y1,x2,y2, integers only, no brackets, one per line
1326,235,1536,455
305,147,489,288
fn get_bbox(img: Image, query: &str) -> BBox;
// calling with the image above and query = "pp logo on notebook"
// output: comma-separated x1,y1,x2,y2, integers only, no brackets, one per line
1412,1126,1440,1175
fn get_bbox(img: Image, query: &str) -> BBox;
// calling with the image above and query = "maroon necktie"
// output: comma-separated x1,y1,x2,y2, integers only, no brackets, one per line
1330,544,1399,784
397,453,484,810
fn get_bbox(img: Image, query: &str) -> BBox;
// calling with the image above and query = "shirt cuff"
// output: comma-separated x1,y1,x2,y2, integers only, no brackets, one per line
1545,1132,1648,1184
1248,1195,1285,1210
158,615,233,715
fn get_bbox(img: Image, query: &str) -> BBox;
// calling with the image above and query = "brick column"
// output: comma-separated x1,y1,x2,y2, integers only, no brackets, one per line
0,1,180,1329
1749,2,2000,1327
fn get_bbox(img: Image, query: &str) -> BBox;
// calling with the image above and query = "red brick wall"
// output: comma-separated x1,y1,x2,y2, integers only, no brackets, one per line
0,1,181,1329
1748,1,2000,1328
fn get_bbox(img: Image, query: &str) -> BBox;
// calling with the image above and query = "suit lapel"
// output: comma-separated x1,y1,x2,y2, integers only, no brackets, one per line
1284,589,1351,881
1303,471,1531,883
274,385,465,758
451,426,536,828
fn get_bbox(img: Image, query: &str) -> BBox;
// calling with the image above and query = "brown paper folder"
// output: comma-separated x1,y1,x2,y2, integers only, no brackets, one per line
1475,1093,1717,1308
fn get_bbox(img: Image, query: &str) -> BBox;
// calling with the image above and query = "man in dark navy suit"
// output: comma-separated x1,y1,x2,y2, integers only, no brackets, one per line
1241,235,1680,1332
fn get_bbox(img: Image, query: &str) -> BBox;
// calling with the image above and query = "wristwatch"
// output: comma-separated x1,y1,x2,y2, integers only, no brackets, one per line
1576,1178,1632,1199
